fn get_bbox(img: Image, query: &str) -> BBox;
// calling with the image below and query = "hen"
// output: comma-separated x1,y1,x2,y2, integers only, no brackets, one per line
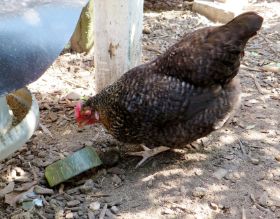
75,12,263,167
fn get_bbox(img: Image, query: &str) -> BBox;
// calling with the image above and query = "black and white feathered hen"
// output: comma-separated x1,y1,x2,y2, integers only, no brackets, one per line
76,12,263,167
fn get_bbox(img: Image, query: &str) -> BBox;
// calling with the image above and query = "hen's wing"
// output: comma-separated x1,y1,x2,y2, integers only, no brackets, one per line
157,12,263,86
117,69,222,127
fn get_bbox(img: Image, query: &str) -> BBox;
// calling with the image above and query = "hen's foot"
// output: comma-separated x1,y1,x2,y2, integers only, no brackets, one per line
127,144,170,168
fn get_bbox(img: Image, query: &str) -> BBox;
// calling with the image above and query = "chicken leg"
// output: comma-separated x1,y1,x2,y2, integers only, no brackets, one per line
127,144,170,168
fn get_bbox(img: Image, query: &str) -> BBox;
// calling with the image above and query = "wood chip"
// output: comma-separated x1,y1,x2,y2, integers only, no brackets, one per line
0,182,15,198
34,185,54,195
39,123,54,138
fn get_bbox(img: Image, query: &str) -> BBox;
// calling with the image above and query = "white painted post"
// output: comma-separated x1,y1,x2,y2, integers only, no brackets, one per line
93,0,144,92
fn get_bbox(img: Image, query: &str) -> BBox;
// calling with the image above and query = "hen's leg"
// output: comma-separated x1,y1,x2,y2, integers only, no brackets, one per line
127,144,170,168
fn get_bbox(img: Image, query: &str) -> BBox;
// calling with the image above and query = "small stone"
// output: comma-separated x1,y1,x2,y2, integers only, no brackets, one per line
213,168,228,180
83,141,93,147
80,179,95,194
275,155,280,162
143,27,151,34
192,187,207,198
105,209,116,218
65,92,81,100
65,212,74,219
225,171,240,182
110,206,119,214
162,208,174,215
112,174,122,185
147,179,153,188
194,169,203,176
90,202,101,211
259,192,273,208
250,158,260,165
67,200,81,207
209,202,218,210
77,211,83,216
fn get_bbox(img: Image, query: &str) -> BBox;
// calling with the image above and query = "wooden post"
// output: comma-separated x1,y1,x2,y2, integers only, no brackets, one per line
93,0,144,92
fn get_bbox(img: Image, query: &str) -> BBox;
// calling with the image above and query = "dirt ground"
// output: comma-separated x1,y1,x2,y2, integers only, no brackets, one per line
1,1,280,219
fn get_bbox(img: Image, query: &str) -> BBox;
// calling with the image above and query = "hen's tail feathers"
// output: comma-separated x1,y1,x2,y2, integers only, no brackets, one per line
223,12,263,41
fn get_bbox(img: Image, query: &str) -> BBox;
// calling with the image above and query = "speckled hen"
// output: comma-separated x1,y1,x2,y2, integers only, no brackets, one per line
75,12,263,167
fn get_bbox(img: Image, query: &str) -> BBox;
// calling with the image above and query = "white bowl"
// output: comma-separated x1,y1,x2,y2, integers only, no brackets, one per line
0,87,39,161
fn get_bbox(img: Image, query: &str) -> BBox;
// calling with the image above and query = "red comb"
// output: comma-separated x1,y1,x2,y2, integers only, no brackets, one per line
75,102,82,119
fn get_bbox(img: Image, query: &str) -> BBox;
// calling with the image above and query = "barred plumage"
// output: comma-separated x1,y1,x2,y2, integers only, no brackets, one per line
78,12,263,151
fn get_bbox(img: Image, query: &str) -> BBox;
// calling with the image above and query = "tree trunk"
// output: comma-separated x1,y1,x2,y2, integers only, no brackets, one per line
70,0,94,53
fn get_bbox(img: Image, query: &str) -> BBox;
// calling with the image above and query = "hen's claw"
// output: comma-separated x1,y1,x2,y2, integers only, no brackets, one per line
127,145,170,168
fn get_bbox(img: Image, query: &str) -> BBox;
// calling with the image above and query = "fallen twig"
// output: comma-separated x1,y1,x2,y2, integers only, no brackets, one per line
259,33,280,59
241,65,262,72
39,123,53,139
64,78,89,89
28,162,38,182
238,139,246,156
150,35,170,39
242,207,246,219
250,74,267,95
92,194,110,198
143,45,162,54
